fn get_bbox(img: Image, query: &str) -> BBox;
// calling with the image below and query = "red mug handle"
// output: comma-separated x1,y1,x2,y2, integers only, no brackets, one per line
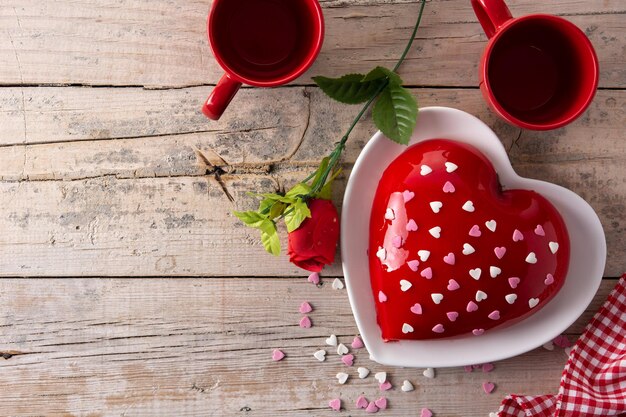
202,73,242,120
471,0,513,38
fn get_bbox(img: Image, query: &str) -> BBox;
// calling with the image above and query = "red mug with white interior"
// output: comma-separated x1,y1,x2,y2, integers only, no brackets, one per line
202,0,324,120
471,0,599,130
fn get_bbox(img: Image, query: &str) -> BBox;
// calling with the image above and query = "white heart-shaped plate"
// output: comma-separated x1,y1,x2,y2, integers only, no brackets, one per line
341,107,606,367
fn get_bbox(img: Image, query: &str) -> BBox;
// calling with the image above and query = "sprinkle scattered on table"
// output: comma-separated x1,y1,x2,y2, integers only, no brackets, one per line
272,349,285,361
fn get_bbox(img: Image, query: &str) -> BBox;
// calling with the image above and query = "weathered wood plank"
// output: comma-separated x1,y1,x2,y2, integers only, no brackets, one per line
0,0,624,88
0,278,618,416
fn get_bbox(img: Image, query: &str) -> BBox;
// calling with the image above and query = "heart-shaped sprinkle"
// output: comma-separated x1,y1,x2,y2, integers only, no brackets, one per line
447,311,459,322
529,298,539,308
543,342,555,351
402,190,415,203
336,372,349,384
401,380,415,392
469,225,481,237
325,334,338,346
365,401,379,413
535,224,545,236
443,252,456,265
378,291,387,302
272,349,285,361
358,367,370,378
462,200,475,212
494,246,506,259
553,334,571,348
447,279,460,291
392,235,402,248
329,398,341,411
341,354,354,366
476,290,488,302
299,301,313,314
482,363,495,372
376,246,386,261
432,323,445,333
508,277,520,289
445,161,458,173
512,229,524,242
423,367,435,378
299,316,312,328
374,372,387,383
400,279,412,292
420,408,433,417
379,381,392,391
351,336,364,349
337,343,349,355
374,397,387,410
406,219,418,232
473,328,485,336
545,273,555,285
469,268,482,280
549,241,559,254
332,278,344,290
525,252,537,264
420,267,433,279
418,250,431,261
488,310,500,320
463,243,476,255
356,395,369,409
431,293,444,304
307,272,320,285
430,201,443,213
420,165,432,176
443,181,456,193
482,382,495,394
485,219,497,232
464,366,473,373
466,301,478,312
314,350,326,361
489,266,501,278
402,323,414,334
410,303,423,315
407,259,420,271
429,226,441,238
505,294,518,304
385,208,395,220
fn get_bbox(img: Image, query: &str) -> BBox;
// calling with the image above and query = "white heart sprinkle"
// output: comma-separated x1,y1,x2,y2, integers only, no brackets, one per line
314,349,327,361
423,367,435,379
462,201,475,212
430,201,443,213
542,342,555,351
525,252,537,264
418,250,430,262
384,208,395,220
357,367,370,379
462,243,475,255
401,380,414,392
505,294,518,304
374,372,387,383
431,293,444,304
445,162,458,173
402,323,414,334
376,246,386,261
475,290,488,302
485,220,497,232
420,165,432,176
336,372,349,384
529,298,539,308
469,268,481,280
400,279,412,292
429,226,441,238
332,278,344,290
325,334,338,346
337,343,349,355
490,266,501,278
549,242,559,254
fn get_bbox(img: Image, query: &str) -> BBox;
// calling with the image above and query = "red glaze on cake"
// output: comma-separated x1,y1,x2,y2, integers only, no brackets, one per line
369,139,570,340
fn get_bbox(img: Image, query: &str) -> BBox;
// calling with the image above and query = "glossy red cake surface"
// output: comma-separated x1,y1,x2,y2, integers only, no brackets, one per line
369,139,570,340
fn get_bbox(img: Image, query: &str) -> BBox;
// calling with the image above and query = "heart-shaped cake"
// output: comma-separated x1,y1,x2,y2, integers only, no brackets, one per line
369,139,570,340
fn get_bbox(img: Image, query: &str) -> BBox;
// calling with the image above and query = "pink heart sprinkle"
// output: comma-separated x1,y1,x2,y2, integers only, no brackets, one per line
447,279,460,291
432,323,445,333
351,336,364,349
406,219,418,232
374,397,387,410
488,310,500,320
508,277,521,289
512,229,524,242
420,408,433,417
341,354,354,366
466,301,478,312
469,225,481,237
392,235,402,248
545,273,555,285
482,363,495,373
535,224,545,236
494,246,506,259
378,291,387,303
299,301,312,314
407,259,420,271
329,398,341,411
553,334,571,348
443,252,455,265
443,181,456,193
365,401,379,413
379,381,392,391
420,267,433,279
473,328,485,336
403,190,415,203
299,316,312,328
356,395,368,409
464,365,473,373
482,382,495,394
307,272,320,285
410,303,423,315
446,311,459,322
272,349,285,361
472,364,481,369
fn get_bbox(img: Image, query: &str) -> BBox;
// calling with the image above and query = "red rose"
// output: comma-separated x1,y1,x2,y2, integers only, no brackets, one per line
288,198,340,272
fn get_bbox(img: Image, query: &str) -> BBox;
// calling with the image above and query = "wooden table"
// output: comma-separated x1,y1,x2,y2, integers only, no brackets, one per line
0,0,623,415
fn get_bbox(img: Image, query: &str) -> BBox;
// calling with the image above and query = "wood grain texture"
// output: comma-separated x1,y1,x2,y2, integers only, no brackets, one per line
0,0,624,88
0,278,618,416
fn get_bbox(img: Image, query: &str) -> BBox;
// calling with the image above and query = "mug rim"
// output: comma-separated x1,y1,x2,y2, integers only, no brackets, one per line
480,14,599,130
207,0,325,87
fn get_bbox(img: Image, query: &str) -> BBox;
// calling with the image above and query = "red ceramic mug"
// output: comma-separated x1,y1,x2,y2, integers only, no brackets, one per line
471,0,599,130
202,0,324,120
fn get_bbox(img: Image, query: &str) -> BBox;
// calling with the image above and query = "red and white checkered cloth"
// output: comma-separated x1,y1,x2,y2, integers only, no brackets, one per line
499,274,626,417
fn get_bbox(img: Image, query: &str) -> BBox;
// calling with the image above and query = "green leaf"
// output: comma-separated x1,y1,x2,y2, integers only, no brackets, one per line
284,200,312,233
313,74,386,104
285,183,312,199
259,220,280,256
233,210,266,228
316,168,342,200
362,66,402,86
310,157,330,189
259,198,286,219
373,84,418,145
254,193,295,204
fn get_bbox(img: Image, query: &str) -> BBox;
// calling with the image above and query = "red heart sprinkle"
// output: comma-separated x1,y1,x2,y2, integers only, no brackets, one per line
420,408,433,417
299,316,312,328
351,336,364,349
365,401,379,413
482,363,495,372
272,349,285,361
374,397,388,410
545,273,555,285
410,303,423,315
469,224,481,237
299,301,313,314
356,395,368,409
443,252,456,265
446,311,459,322
482,382,495,394
466,301,478,312
341,354,354,366
494,246,507,259
329,398,341,411
379,381,392,391
307,272,320,285
508,277,521,289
